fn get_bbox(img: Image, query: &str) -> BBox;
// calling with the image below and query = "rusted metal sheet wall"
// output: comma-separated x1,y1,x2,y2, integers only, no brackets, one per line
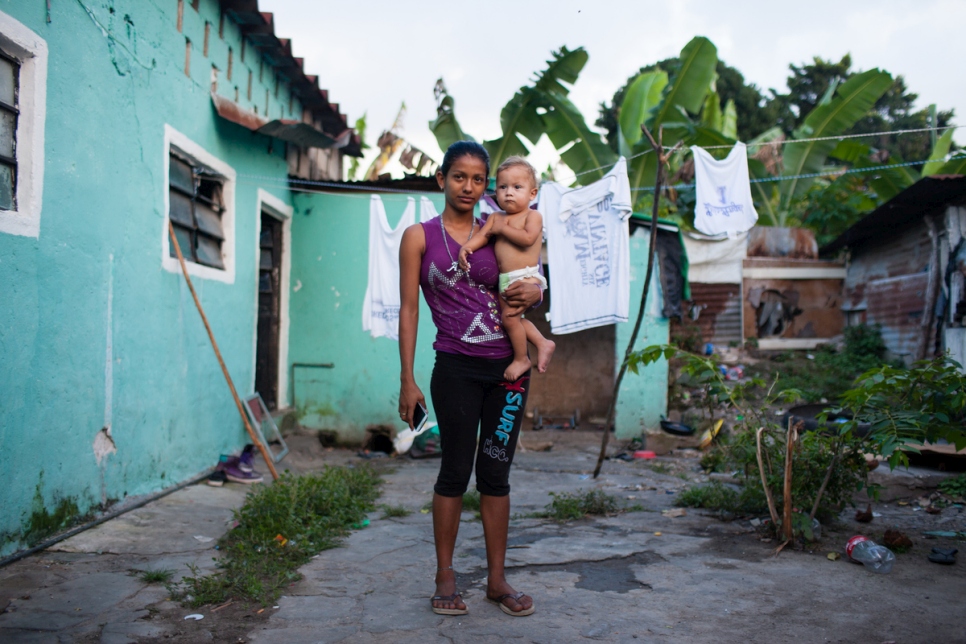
843,224,932,362
863,274,929,360
844,225,931,289
684,283,742,345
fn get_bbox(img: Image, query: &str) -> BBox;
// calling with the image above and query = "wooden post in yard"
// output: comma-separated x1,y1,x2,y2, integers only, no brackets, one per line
593,126,680,478
168,220,279,481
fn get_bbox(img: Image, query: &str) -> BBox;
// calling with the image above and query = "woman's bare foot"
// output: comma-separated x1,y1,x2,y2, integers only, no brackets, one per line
534,338,555,373
432,568,466,614
486,578,533,615
504,357,531,382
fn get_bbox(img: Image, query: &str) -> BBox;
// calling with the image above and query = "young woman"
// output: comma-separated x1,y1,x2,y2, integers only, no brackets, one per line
398,141,541,617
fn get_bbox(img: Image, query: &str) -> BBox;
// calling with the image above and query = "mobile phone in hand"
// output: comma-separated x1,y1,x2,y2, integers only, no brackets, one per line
412,402,429,434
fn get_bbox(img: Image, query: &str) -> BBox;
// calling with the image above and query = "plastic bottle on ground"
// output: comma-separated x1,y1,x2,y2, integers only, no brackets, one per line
846,535,896,573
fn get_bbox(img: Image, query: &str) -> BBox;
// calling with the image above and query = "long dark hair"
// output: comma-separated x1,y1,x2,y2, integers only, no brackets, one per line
439,140,490,179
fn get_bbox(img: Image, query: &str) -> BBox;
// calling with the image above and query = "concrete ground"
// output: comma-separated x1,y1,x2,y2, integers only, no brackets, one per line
1,430,964,643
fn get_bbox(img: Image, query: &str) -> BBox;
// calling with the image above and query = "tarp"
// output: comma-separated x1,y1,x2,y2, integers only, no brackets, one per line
682,231,748,284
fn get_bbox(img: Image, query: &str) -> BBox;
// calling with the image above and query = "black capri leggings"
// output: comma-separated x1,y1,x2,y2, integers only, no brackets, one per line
430,351,530,497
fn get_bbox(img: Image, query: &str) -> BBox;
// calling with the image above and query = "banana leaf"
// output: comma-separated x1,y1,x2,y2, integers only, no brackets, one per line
700,92,723,133
722,99,737,140
647,36,717,128
779,69,893,209
542,91,616,184
618,70,668,154
935,153,966,175
830,140,917,202
428,92,473,152
922,129,955,176
483,87,543,167
748,158,779,226
747,126,784,147
485,47,589,168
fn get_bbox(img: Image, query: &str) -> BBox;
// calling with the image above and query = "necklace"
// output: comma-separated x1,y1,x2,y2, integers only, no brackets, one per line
440,215,474,273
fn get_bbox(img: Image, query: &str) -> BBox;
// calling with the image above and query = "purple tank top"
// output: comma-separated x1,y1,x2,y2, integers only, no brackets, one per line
420,216,511,358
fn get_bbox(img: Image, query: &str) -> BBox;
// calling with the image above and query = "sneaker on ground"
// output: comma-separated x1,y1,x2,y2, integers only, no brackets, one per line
224,459,263,484
207,470,228,487
238,444,256,473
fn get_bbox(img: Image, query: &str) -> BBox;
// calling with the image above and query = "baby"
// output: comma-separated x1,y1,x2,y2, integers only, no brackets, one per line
459,156,555,381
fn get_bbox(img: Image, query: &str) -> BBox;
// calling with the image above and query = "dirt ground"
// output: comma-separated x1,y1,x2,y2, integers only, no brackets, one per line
2,429,965,643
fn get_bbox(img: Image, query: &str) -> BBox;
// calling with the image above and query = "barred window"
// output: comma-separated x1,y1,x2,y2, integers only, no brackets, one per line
168,152,226,269
0,48,19,211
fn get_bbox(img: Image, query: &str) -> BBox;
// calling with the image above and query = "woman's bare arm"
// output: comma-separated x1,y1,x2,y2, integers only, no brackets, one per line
398,224,426,428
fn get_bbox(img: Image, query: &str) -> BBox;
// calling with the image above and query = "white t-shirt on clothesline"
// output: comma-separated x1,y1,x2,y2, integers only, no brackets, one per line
540,157,633,335
690,142,759,237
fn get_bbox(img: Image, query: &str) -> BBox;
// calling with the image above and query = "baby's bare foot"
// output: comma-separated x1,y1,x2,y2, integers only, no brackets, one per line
535,339,556,373
504,357,531,382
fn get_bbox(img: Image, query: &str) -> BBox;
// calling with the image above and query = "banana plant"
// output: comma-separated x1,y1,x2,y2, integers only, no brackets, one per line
484,47,590,170
429,47,601,173
773,69,893,222
428,78,473,152
619,37,719,208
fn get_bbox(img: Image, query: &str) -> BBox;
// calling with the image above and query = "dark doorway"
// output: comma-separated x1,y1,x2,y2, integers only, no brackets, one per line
526,266,616,420
255,212,282,410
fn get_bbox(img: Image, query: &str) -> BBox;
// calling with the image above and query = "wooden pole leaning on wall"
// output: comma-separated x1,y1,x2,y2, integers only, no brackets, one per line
168,220,280,481
593,126,681,478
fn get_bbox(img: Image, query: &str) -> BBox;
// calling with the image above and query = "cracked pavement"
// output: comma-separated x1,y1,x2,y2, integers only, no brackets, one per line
1,432,964,643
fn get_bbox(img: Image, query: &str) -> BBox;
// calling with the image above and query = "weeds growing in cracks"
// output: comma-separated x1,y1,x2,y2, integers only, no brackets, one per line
174,466,380,607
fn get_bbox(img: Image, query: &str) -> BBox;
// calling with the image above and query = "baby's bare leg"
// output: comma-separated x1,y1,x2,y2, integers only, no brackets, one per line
522,319,556,374
501,308,531,382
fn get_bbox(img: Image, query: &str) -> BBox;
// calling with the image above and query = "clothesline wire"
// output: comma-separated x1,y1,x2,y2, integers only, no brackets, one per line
629,157,938,192
238,153,959,201
572,124,961,178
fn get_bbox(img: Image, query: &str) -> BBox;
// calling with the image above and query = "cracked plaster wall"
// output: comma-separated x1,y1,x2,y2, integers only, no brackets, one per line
0,0,299,554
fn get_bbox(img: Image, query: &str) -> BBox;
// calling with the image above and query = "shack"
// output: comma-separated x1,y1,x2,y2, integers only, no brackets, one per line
823,175,966,366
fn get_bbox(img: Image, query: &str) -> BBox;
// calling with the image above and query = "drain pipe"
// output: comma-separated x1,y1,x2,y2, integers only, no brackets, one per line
0,469,213,569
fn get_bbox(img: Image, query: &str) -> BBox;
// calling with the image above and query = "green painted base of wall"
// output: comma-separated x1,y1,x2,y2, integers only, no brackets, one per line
615,233,670,439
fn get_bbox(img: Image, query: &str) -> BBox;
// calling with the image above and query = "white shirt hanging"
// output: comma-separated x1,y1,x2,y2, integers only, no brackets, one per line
362,195,415,340
690,142,759,237
540,157,632,334
419,196,439,223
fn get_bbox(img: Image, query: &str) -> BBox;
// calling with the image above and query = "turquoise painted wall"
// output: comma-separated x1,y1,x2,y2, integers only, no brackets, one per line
615,232,670,438
0,0,299,554
287,191,444,441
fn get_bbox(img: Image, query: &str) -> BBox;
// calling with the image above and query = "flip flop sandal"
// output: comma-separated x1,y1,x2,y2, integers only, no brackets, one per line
487,592,535,616
928,547,958,565
430,592,468,616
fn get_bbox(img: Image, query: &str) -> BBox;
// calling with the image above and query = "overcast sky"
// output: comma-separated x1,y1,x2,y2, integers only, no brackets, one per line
260,0,965,180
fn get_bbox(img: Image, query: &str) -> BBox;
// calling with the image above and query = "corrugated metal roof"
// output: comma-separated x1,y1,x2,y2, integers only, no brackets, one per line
218,0,362,157
822,175,966,254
